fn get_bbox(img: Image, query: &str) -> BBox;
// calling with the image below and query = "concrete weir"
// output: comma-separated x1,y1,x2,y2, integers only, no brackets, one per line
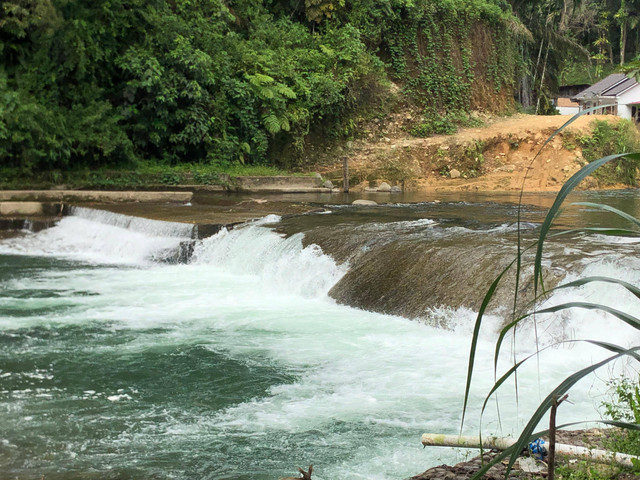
0,190,193,203
232,175,324,192
0,201,60,216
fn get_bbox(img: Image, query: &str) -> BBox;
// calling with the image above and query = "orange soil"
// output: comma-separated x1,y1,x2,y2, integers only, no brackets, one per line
320,114,632,193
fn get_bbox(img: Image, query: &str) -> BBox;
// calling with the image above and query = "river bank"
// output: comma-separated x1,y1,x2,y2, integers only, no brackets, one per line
413,429,638,480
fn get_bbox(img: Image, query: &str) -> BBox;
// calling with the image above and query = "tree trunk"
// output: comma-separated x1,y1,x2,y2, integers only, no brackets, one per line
621,22,627,65
535,39,551,115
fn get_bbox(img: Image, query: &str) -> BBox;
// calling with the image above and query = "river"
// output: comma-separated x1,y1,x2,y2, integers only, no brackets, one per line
1,191,639,479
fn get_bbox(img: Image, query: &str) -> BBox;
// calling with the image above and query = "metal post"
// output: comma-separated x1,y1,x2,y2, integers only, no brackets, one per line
343,156,349,193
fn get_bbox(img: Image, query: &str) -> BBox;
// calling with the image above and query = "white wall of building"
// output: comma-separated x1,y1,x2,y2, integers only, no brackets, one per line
557,106,579,115
616,84,640,120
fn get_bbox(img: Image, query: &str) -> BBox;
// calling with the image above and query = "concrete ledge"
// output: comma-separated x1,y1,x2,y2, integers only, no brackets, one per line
1,202,44,216
0,202,64,217
0,190,193,203
233,176,322,191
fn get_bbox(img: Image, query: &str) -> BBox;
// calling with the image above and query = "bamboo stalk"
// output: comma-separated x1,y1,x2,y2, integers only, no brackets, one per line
420,433,640,468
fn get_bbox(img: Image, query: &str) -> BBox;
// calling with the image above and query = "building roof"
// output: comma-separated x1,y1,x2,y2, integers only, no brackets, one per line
572,73,637,100
557,97,578,107
603,77,637,96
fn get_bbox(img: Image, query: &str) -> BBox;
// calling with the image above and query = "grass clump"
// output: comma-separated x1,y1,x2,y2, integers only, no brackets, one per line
0,163,295,190
555,460,630,480
602,374,640,460
576,119,640,186
409,110,483,137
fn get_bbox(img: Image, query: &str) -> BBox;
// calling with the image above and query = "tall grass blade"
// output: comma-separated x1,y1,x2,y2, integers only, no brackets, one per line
534,153,640,293
572,201,640,229
533,302,640,330
498,347,640,478
461,261,514,430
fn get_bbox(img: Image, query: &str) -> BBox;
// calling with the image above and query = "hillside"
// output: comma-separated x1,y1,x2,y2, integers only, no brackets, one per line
314,114,638,193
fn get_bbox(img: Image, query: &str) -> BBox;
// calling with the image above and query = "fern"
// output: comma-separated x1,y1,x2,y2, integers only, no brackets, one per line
246,73,274,86
275,84,296,99
262,114,281,134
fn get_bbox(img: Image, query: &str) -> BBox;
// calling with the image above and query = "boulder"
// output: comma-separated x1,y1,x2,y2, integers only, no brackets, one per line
323,180,334,189
352,199,378,206
449,169,461,179
377,182,392,192
390,186,402,193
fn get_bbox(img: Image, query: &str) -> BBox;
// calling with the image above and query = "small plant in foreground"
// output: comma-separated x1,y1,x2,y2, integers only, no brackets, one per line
601,374,640,459
555,460,625,480
461,107,640,480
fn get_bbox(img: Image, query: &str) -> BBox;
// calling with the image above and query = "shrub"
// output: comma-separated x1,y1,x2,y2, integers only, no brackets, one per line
577,119,640,186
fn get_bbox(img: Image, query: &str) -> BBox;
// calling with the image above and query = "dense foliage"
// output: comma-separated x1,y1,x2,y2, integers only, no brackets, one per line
0,0,519,172
510,0,640,111
2,0,637,173
576,119,640,185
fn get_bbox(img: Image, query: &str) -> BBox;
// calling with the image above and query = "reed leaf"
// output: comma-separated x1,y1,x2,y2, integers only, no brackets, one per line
471,348,640,479
572,201,640,230
533,152,640,293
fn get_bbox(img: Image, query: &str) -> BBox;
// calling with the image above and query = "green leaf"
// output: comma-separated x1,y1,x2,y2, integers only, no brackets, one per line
572,201,640,230
263,114,281,134
275,84,297,99
534,152,640,292
471,347,640,479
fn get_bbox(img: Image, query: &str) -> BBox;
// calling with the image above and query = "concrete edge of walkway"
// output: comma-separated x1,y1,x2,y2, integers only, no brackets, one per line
0,190,194,203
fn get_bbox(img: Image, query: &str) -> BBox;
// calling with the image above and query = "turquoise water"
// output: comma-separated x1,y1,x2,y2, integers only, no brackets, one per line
1,205,639,479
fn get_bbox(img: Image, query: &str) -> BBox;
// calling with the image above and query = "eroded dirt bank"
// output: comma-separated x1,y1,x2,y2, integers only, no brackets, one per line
317,114,632,193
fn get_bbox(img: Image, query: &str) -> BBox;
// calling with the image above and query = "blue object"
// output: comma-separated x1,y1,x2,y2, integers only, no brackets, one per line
528,438,547,460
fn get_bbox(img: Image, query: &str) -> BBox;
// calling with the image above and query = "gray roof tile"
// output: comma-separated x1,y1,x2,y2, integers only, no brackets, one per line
602,77,638,96
573,73,629,99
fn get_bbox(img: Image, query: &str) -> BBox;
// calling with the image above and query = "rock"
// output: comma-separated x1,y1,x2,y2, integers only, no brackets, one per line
377,182,392,192
364,187,378,192
562,165,570,172
346,140,354,149
352,199,378,206
323,180,334,189
390,186,402,193
449,169,461,179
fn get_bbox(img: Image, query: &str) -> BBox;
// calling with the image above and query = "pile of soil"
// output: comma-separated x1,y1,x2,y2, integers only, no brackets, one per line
316,114,629,193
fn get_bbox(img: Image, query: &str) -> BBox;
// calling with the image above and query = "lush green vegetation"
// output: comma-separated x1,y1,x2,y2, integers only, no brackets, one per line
0,0,521,178
602,374,640,459
510,0,640,113
574,119,640,185
3,0,640,180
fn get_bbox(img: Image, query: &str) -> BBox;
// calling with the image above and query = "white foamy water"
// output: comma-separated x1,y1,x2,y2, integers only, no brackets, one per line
0,209,638,479
0,207,193,265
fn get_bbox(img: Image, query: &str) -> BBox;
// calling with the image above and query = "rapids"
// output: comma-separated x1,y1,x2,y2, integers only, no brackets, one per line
1,196,639,479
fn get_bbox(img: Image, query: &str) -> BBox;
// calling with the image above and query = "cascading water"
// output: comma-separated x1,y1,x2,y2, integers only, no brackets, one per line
0,200,638,479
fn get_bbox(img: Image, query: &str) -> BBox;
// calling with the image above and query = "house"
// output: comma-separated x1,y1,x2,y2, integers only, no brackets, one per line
555,97,579,115
572,73,640,122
